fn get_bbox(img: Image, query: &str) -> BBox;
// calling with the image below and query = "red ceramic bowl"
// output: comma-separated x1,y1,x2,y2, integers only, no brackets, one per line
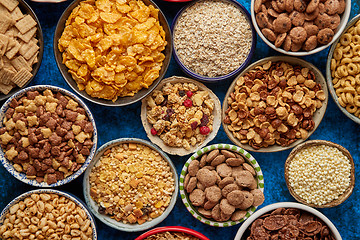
135,226,209,240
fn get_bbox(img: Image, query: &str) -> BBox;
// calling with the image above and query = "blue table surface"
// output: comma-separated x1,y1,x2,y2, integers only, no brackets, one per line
1,0,360,239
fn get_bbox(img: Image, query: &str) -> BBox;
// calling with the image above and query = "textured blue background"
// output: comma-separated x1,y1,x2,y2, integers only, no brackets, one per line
0,0,359,239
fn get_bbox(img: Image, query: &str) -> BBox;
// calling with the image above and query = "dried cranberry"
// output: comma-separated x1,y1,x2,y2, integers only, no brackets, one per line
179,90,185,97
200,114,209,126
186,91,193,97
166,108,174,116
183,99,193,107
98,205,106,214
160,96,168,106
162,115,170,121
191,121,198,129
200,126,210,135
151,128,157,135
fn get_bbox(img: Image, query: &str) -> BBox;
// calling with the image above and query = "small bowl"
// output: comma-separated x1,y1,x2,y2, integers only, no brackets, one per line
179,143,265,227
0,0,44,101
222,56,328,152
54,0,172,106
0,85,98,187
234,202,342,240
172,0,256,82
83,138,178,232
141,76,221,156
135,226,210,240
326,14,360,125
250,0,351,56
285,140,355,208
0,189,97,239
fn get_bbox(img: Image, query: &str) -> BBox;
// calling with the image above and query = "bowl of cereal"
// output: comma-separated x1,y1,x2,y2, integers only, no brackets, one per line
285,140,355,208
0,0,43,101
0,189,97,239
54,0,172,106
141,76,221,156
135,226,209,240
234,202,342,240
222,56,328,152
83,138,178,232
326,14,360,124
172,0,256,82
179,143,265,227
0,85,97,187
251,0,350,56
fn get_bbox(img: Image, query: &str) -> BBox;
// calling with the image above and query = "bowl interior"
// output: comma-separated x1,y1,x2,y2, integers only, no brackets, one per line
234,202,342,240
179,143,264,227
171,0,256,82
0,85,97,187
284,140,355,208
222,56,328,152
0,189,97,239
250,0,351,56
326,14,360,125
83,138,178,232
0,0,44,101
134,226,210,240
53,0,172,106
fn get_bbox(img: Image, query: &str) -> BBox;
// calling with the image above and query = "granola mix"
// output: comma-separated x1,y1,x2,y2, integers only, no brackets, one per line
89,142,175,224
144,231,200,240
146,81,215,150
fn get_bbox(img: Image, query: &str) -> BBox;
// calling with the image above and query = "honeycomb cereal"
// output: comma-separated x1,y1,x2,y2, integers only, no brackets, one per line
58,0,167,101
89,142,175,224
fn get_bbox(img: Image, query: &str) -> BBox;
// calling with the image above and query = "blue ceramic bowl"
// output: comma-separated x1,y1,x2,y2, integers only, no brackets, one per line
83,138,178,232
172,0,256,82
0,85,98,187
0,189,97,240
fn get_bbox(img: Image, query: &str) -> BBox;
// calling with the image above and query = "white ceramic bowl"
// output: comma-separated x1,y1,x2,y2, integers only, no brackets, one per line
0,189,97,240
179,143,265,227
0,85,98,187
83,138,178,232
250,0,351,56
234,202,342,240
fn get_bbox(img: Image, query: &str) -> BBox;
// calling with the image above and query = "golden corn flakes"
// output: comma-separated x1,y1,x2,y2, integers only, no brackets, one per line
58,0,167,101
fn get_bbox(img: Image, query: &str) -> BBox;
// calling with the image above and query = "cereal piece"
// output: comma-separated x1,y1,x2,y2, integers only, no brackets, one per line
256,12,271,29
235,191,254,210
189,189,205,206
0,14,14,34
305,8,319,21
0,0,18,11
10,6,23,21
263,215,288,230
14,14,36,34
204,185,222,203
262,28,277,42
285,0,294,12
206,149,220,163
197,168,217,187
251,189,265,206
329,14,340,30
188,160,200,177
211,154,226,166
219,199,235,215
226,190,244,206
5,40,20,59
220,150,235,158
235,170,254,187
303,35,318,51
304,24,319,36
289,27,307,44
275,32,287,47
0,68,15,84
18,40,39,60
294,0,306,12
221,183,239,198
324,0,339,15
273,16,292,33
231,210,247,221
317,28,334,44
218,176,235,189
315,13,332,29
186,177,197,193
216,163,232,178
289,11,305,26
306,0,319,13
226,157,244,167
11,68,32,87
10,55,31,71
17,26,36,43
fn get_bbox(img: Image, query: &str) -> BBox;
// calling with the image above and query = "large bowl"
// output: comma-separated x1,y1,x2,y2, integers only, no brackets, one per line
53,0,172,106
83,138,178,232
234,202,342,240
285,140,355,208
0,189,97,240
222,56,328,152
135,226,209,240
0,85,98,187
0,0,44,101
172,0,256,82
250,0,351,56
179,143,265,227
326,13,360,125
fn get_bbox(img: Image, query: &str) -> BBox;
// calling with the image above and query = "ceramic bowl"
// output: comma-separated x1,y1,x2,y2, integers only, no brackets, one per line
326,13,360,125
0,189,97,240
53,0,172,106
250,0,351,56
0,85,98,187
285,140,355,208
0,0,44,101
141,76,221,156
222,56,328,152
135,226,209,240
179,143,265,227
83,138,178,232
172,0,256,82
234,202,342,240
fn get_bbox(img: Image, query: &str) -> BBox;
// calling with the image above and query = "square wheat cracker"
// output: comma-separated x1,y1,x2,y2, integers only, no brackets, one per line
0,34,9,56
5,27,19,38
17,27,36,42
10,6,23,21
0,67,15,85
5,40,20,59
0,82,14,94
11,55,31,71
28,52,38,65
0,15,15,34
15,14,36,34
0,0,18,12
19,40,38,60
11,68,32,87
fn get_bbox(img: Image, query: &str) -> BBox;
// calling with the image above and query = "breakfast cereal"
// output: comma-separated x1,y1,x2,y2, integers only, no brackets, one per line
144,232,200,240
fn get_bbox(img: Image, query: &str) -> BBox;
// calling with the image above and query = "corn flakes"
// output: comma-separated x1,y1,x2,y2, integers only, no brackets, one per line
58,0,167,101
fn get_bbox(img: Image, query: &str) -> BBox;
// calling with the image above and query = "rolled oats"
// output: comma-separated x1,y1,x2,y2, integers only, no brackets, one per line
89,142,175,225
173,0,253,77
